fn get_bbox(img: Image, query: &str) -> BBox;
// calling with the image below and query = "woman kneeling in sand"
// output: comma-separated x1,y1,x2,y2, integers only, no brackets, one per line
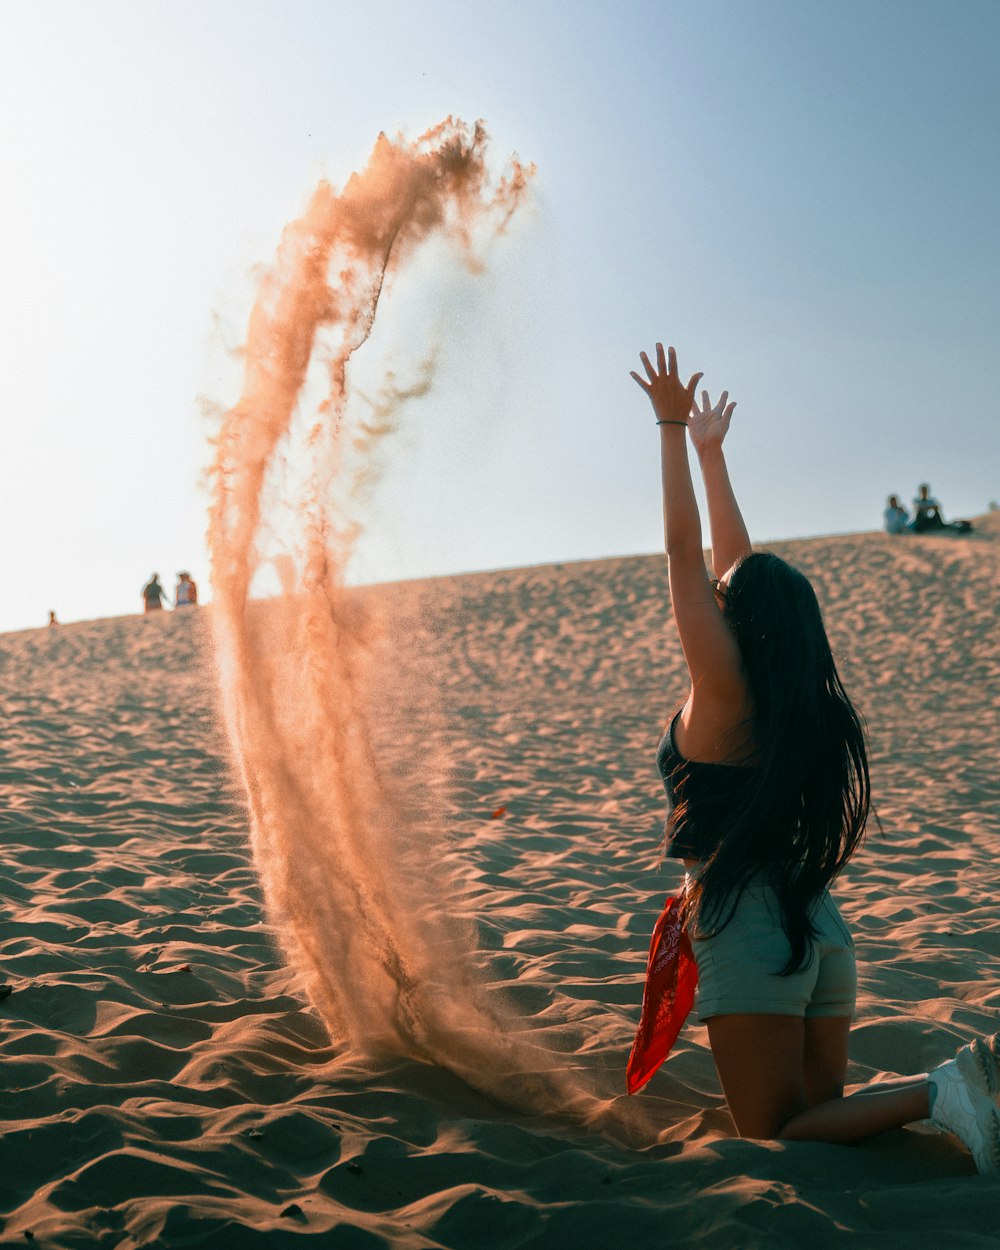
630,343,1000,1171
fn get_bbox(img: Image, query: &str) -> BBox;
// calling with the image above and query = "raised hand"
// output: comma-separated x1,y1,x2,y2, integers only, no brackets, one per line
687,389,736,456
630,344,703,428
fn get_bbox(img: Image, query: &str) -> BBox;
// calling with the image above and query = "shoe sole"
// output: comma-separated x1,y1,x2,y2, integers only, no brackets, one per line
967,1033,1000,1097
955,1034,1000,1171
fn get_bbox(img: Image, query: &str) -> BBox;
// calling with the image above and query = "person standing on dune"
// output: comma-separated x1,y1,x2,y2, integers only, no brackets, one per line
141,574,170,614
175,571,198,607
629,342,1000,1171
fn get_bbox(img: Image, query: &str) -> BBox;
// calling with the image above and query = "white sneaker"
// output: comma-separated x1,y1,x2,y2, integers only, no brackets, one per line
929,1033,1000,1173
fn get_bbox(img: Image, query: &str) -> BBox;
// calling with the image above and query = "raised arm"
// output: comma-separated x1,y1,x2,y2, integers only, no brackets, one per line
630,344,704,558
688,390,751,579
631,345,745,706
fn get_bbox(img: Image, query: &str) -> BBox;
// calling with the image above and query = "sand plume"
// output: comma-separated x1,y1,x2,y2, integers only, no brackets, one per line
204,120,604,1115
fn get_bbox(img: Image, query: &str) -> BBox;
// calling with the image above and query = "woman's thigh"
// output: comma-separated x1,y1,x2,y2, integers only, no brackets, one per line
694,886,855,1135
804,1014,851,1104
706,1013,809,1138
706,1013,852,1137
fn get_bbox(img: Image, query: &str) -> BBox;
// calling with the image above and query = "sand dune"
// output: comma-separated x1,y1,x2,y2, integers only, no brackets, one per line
2,515,999,1246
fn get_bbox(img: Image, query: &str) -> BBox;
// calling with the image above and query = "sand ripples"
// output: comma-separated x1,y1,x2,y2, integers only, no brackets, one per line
2,518,1000,1243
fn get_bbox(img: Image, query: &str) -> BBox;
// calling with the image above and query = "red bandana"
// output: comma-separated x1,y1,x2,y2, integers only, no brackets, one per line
626,894,699,1094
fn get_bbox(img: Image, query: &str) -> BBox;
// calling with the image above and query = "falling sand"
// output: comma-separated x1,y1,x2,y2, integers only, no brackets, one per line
206,119,645,1134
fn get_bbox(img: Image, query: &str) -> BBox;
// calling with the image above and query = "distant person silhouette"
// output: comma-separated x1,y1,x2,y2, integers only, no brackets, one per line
911,484,946,532
47,610,59,627
910,484,973,534
883,496,909,535
175,572,198,607
142,574,170,613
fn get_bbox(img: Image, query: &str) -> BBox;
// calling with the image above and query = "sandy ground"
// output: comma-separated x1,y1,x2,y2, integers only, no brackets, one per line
2,514,999,1248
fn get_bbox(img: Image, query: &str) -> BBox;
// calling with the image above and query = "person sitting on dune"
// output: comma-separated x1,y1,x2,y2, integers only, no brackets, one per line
629,341,1000,1169
910,484,973,534
883,496,909,535
142,574,169,613
911,483,946,532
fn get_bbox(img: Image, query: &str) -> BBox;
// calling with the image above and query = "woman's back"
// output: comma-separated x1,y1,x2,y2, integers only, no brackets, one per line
658,710,756,863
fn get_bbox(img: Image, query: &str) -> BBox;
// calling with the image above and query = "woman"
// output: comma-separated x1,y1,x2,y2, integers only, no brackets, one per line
630,342,1000,1169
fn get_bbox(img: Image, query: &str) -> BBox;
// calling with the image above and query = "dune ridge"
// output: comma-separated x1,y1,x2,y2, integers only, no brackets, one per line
1,516,999,1246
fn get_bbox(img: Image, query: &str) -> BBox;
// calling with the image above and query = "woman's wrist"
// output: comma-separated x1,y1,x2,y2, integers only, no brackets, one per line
695,441,726,463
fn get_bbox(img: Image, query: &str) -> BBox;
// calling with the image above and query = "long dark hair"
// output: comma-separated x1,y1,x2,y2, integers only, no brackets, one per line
684,552,872,974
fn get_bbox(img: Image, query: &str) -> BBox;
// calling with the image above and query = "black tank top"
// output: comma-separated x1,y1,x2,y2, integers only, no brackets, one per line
656,711,756,861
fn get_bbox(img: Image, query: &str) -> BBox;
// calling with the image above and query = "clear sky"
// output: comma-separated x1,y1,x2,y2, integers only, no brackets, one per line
1,0,997,633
